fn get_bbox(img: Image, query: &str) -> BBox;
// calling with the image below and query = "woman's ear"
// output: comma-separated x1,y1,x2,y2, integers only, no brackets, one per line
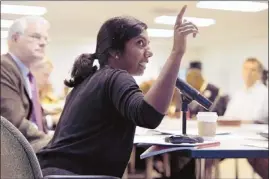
109,50,121,60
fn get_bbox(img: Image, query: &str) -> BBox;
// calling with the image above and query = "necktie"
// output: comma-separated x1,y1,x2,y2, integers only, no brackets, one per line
28,72,44,132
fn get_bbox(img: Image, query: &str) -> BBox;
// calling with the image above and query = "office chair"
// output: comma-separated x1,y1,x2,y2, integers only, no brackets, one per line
0,116,120,179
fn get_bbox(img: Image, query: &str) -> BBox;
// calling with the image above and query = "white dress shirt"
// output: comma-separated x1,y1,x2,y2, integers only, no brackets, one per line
225,81,268,122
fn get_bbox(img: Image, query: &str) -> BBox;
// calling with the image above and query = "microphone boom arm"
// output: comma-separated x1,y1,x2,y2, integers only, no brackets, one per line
175,78,213,135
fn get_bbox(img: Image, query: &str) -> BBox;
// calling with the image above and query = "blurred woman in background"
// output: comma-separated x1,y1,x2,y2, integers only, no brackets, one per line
140,79,182,118
31,58,63,129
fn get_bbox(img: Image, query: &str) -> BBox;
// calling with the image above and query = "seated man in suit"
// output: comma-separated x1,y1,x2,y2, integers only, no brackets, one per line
1,16,52,152
186,61,229,118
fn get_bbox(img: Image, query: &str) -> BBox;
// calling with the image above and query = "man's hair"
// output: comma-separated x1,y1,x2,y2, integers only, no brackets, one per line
244,57,264,74
8,16,50,40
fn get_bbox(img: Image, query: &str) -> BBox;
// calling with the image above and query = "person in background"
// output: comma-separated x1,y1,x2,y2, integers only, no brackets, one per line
31,58,56,103
37,6,199,177
30,58,62,129
186,61,229,118
224,57,268,179
224,57,268,123
0,16,52,152
140,79,182,118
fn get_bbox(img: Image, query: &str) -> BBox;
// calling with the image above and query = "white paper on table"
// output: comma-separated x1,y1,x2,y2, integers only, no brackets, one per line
134,135,220,147
140,145,194,159
155,128,231,136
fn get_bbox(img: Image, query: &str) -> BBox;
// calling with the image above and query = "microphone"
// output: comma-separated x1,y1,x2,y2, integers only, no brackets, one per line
175,78,212,110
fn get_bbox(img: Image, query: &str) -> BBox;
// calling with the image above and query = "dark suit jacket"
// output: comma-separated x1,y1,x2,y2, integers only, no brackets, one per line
1,53,52,152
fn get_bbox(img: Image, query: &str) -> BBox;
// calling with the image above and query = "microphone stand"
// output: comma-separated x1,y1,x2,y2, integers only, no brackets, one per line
166,92,204,144
180,93,193,135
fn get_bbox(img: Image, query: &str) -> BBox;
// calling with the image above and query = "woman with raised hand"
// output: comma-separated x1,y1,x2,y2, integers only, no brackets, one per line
37,5,198,178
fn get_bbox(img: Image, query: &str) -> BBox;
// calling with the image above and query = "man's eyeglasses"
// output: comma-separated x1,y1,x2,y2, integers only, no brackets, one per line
25,33,50,44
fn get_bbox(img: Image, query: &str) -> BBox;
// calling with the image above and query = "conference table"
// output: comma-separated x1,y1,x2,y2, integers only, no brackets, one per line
130,118,269,179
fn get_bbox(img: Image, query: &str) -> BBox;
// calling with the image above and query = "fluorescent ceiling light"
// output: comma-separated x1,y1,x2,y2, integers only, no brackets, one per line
1,4,47,15
196,1,268,12
1,19,14,28
147,28,173,38
1,31,8,39
155,16,215,27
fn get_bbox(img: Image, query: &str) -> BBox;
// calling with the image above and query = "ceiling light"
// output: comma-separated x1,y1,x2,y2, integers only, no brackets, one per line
196,1,268,12
147,28,173,38
1,31,8,39
1,4,47,15
1,19,14,28
155,16,215,27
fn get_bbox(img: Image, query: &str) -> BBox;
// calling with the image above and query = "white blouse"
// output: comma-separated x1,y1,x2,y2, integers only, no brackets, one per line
224,81,268,122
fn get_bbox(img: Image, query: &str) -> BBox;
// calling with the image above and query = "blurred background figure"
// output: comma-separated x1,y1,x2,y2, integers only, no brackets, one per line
140,79,182,118
186,61,229,119
31,58,56,103
31,58,63,130
1,15,52,152
224,57,268,123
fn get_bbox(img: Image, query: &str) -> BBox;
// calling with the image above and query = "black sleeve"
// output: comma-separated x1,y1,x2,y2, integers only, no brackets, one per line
105,69,164,129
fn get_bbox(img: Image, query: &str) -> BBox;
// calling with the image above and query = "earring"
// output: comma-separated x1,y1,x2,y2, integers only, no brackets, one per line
115,56,119,59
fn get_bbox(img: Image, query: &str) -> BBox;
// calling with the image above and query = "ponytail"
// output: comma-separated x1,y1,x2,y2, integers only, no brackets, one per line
64,53,98,88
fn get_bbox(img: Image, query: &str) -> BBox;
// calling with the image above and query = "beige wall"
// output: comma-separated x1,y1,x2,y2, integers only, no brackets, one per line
43,35,267,96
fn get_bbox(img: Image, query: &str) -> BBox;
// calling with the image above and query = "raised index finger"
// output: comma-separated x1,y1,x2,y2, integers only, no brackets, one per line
175,5,187,26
